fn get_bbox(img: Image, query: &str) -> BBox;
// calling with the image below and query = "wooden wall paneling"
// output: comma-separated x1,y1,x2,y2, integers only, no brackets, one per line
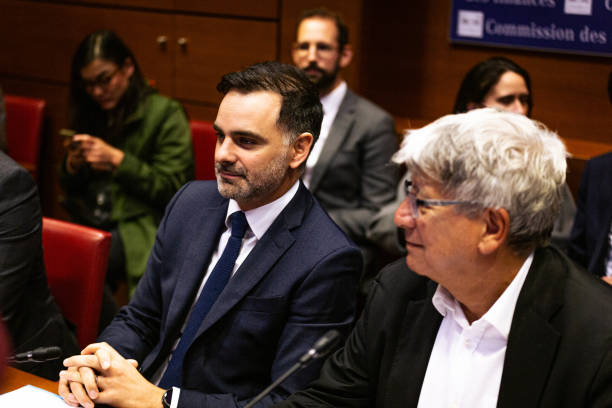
174,0,279,19
280,0,364,94
173,15,277,104
360,0,612,150
0,1,176,96
182,102,219,123
66,0,173,10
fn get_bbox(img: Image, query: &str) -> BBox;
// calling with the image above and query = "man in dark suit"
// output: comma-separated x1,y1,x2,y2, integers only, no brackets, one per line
275,109,612,407
291,8,397,284
0,151,79,380
568,73,612,284
58,62,361,408
568,151,612,282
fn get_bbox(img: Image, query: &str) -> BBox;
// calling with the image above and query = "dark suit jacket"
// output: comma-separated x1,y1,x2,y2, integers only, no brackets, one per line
568,151,612,276
0,152,79,380
99,180,362,408
309,89,398,243
277,246,612,407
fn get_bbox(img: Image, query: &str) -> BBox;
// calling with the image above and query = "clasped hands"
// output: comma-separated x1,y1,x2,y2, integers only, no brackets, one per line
58,342,165,408
65,134,125,174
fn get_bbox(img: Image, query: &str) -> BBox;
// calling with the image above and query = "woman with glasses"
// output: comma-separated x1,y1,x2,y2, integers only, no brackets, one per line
60,30,194,329
368,56,575,256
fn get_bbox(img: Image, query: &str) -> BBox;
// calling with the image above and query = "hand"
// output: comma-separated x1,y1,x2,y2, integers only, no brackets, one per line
59,342,163,408
72,134,125,172
64,137,85,175
602,276,612,286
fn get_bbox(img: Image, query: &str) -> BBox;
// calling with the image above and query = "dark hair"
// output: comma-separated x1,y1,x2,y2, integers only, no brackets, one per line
453,57,533,116
217,61,323,146
297,7,349,51
69,30,153,134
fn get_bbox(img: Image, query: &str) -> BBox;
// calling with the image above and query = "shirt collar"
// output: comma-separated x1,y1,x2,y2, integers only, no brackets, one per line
432,252,534,339
225,181,300,240
320,81,347,117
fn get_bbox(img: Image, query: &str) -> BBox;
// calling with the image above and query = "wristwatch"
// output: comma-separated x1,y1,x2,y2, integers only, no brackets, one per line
161,388,173,408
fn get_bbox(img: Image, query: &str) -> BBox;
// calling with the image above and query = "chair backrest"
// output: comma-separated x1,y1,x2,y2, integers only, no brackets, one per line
4,95,45,181
42,217,111,348
189,119,217,180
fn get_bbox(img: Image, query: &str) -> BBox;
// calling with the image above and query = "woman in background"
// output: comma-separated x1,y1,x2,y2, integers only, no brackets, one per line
368,56,575,255
60,30,193,328
453,57,576,250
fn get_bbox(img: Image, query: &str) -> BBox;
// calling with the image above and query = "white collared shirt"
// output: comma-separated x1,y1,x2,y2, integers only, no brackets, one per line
417,253,534,408
302,81,347,188
152,181,300,392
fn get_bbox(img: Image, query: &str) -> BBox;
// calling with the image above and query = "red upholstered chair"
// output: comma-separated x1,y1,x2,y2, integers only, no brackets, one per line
189,119,217,180
4,95,46,181
42,217,111,348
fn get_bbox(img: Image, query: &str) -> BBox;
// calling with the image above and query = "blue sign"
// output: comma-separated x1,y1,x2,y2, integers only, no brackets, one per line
450,0,612,57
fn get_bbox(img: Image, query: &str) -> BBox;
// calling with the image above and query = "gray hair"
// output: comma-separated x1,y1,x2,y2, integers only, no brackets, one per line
393,108,568,253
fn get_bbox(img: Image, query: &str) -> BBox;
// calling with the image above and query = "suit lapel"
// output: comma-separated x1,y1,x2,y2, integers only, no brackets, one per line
384,283,442,408
309,90,357,192
161,199,228,346
195,183,311,336
497,248,564,408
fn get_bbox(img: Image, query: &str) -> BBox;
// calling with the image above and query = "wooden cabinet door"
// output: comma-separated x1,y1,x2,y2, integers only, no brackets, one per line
174,15,277,104
0,0,175,95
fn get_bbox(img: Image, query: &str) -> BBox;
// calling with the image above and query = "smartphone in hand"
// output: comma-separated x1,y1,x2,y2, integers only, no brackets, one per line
59,128,80,149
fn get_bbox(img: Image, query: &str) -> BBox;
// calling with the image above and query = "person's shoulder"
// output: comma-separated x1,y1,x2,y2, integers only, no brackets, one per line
171,180,223,206
565,258,612,314
587,150,612,170
0,152,39,221
537,246,612,317
0,151,35,190
345,88,394,122
142,92,186,118
373,258,433,301
295,191,357,249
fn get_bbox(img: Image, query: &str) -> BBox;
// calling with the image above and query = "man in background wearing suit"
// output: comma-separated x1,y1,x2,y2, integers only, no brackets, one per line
58,62,361,408
275,109,612,408
568,71,612,284
0,151,79,380
292,8,398,288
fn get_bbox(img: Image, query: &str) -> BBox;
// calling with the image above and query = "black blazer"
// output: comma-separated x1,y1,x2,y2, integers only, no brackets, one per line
277,246,612,407
99,180,362,408
568,151,612,276
0,152,78,380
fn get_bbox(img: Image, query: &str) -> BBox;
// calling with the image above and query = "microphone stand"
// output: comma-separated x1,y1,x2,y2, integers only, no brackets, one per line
243,330,340,408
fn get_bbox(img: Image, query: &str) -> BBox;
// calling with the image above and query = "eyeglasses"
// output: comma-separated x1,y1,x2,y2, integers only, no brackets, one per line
293,42,338,56
81,67,120,91
404,180,478,219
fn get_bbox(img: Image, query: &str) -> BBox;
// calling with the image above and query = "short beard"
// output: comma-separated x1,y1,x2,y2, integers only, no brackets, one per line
304,62,339,93
215,148,290,205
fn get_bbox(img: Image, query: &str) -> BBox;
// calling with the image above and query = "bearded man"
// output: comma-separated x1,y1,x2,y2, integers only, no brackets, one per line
292,8,398,289
58,62,361,408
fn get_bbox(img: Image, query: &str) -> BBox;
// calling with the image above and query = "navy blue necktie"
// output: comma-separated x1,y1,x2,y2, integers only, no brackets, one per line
159,211,248,388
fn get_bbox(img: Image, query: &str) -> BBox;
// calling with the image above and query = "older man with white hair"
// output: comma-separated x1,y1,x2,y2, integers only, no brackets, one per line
275,108,612,408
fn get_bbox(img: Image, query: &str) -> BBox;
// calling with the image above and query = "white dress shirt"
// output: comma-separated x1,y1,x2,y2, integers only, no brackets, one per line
302,81,347,188
417,253,534,408
153,181,300,404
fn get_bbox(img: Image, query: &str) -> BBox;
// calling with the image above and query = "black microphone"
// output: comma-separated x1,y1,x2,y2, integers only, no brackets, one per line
244,330,341,408
8,346,62,363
